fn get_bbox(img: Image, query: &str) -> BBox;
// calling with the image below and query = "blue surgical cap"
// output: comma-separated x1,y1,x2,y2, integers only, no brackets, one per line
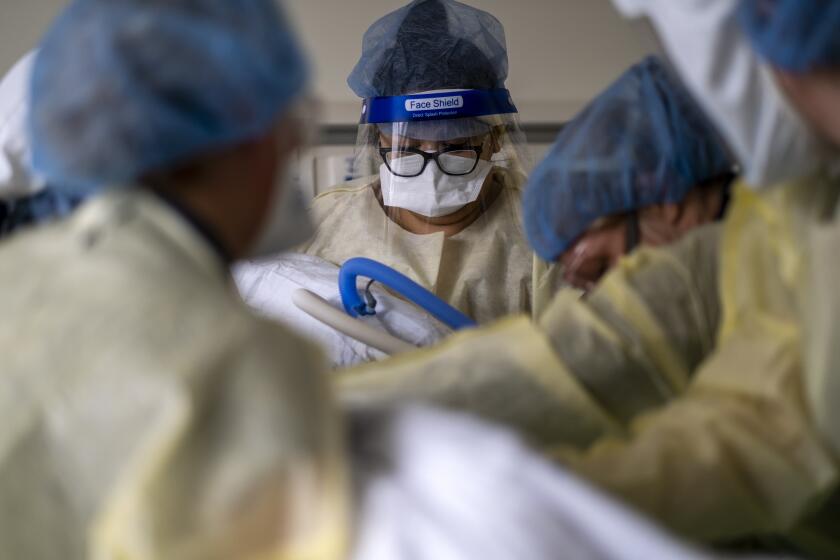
738,0,840,73
523,56,734,262
30,0,309,191
348,0,509,98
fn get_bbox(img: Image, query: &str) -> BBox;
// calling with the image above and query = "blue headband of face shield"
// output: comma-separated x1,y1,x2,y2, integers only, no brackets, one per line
362,89,517,141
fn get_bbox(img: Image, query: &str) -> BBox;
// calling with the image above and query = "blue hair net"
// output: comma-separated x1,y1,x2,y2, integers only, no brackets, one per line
30,0,309,191
523,56,734,262
738,0,840,73
348,0,509,98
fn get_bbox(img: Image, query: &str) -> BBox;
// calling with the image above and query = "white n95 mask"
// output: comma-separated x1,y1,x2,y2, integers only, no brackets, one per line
380,158,493,218
612,0,828,190
248,164,314,260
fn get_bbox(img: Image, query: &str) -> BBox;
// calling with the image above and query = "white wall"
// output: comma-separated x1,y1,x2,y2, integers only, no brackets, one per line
0,0,65,75
0,1,661,125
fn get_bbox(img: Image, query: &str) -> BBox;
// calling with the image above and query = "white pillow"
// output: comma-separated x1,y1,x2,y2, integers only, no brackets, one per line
234,254,451,368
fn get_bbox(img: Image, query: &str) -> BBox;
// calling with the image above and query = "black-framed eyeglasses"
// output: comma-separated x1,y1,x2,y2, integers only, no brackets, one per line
379,145,484,178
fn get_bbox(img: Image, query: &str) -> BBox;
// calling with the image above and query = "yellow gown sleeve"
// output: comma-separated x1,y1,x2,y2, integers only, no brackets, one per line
531,256,567,319
341,315,621,448
804,210,840,461
539,224,721,423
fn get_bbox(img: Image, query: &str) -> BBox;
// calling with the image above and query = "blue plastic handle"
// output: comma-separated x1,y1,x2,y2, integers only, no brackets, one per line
339,257,477,331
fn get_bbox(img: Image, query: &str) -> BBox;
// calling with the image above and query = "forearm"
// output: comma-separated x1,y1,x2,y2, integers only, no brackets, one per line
340,316,621,448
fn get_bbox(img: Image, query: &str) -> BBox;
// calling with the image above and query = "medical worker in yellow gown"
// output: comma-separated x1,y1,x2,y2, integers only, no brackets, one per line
0,1,347,557
299,0,549,324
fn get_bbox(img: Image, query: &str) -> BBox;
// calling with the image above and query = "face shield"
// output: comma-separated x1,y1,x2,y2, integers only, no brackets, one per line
352,88,531,220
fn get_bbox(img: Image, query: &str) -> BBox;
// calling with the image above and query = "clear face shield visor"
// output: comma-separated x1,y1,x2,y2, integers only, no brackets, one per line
351,89,532,221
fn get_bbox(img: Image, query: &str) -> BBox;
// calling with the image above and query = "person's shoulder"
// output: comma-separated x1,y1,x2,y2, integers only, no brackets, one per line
307,176,378,226
312,176,377,204
0,214,77,273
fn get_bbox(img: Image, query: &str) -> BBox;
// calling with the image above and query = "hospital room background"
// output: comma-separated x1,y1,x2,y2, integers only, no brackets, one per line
0,0,662,200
